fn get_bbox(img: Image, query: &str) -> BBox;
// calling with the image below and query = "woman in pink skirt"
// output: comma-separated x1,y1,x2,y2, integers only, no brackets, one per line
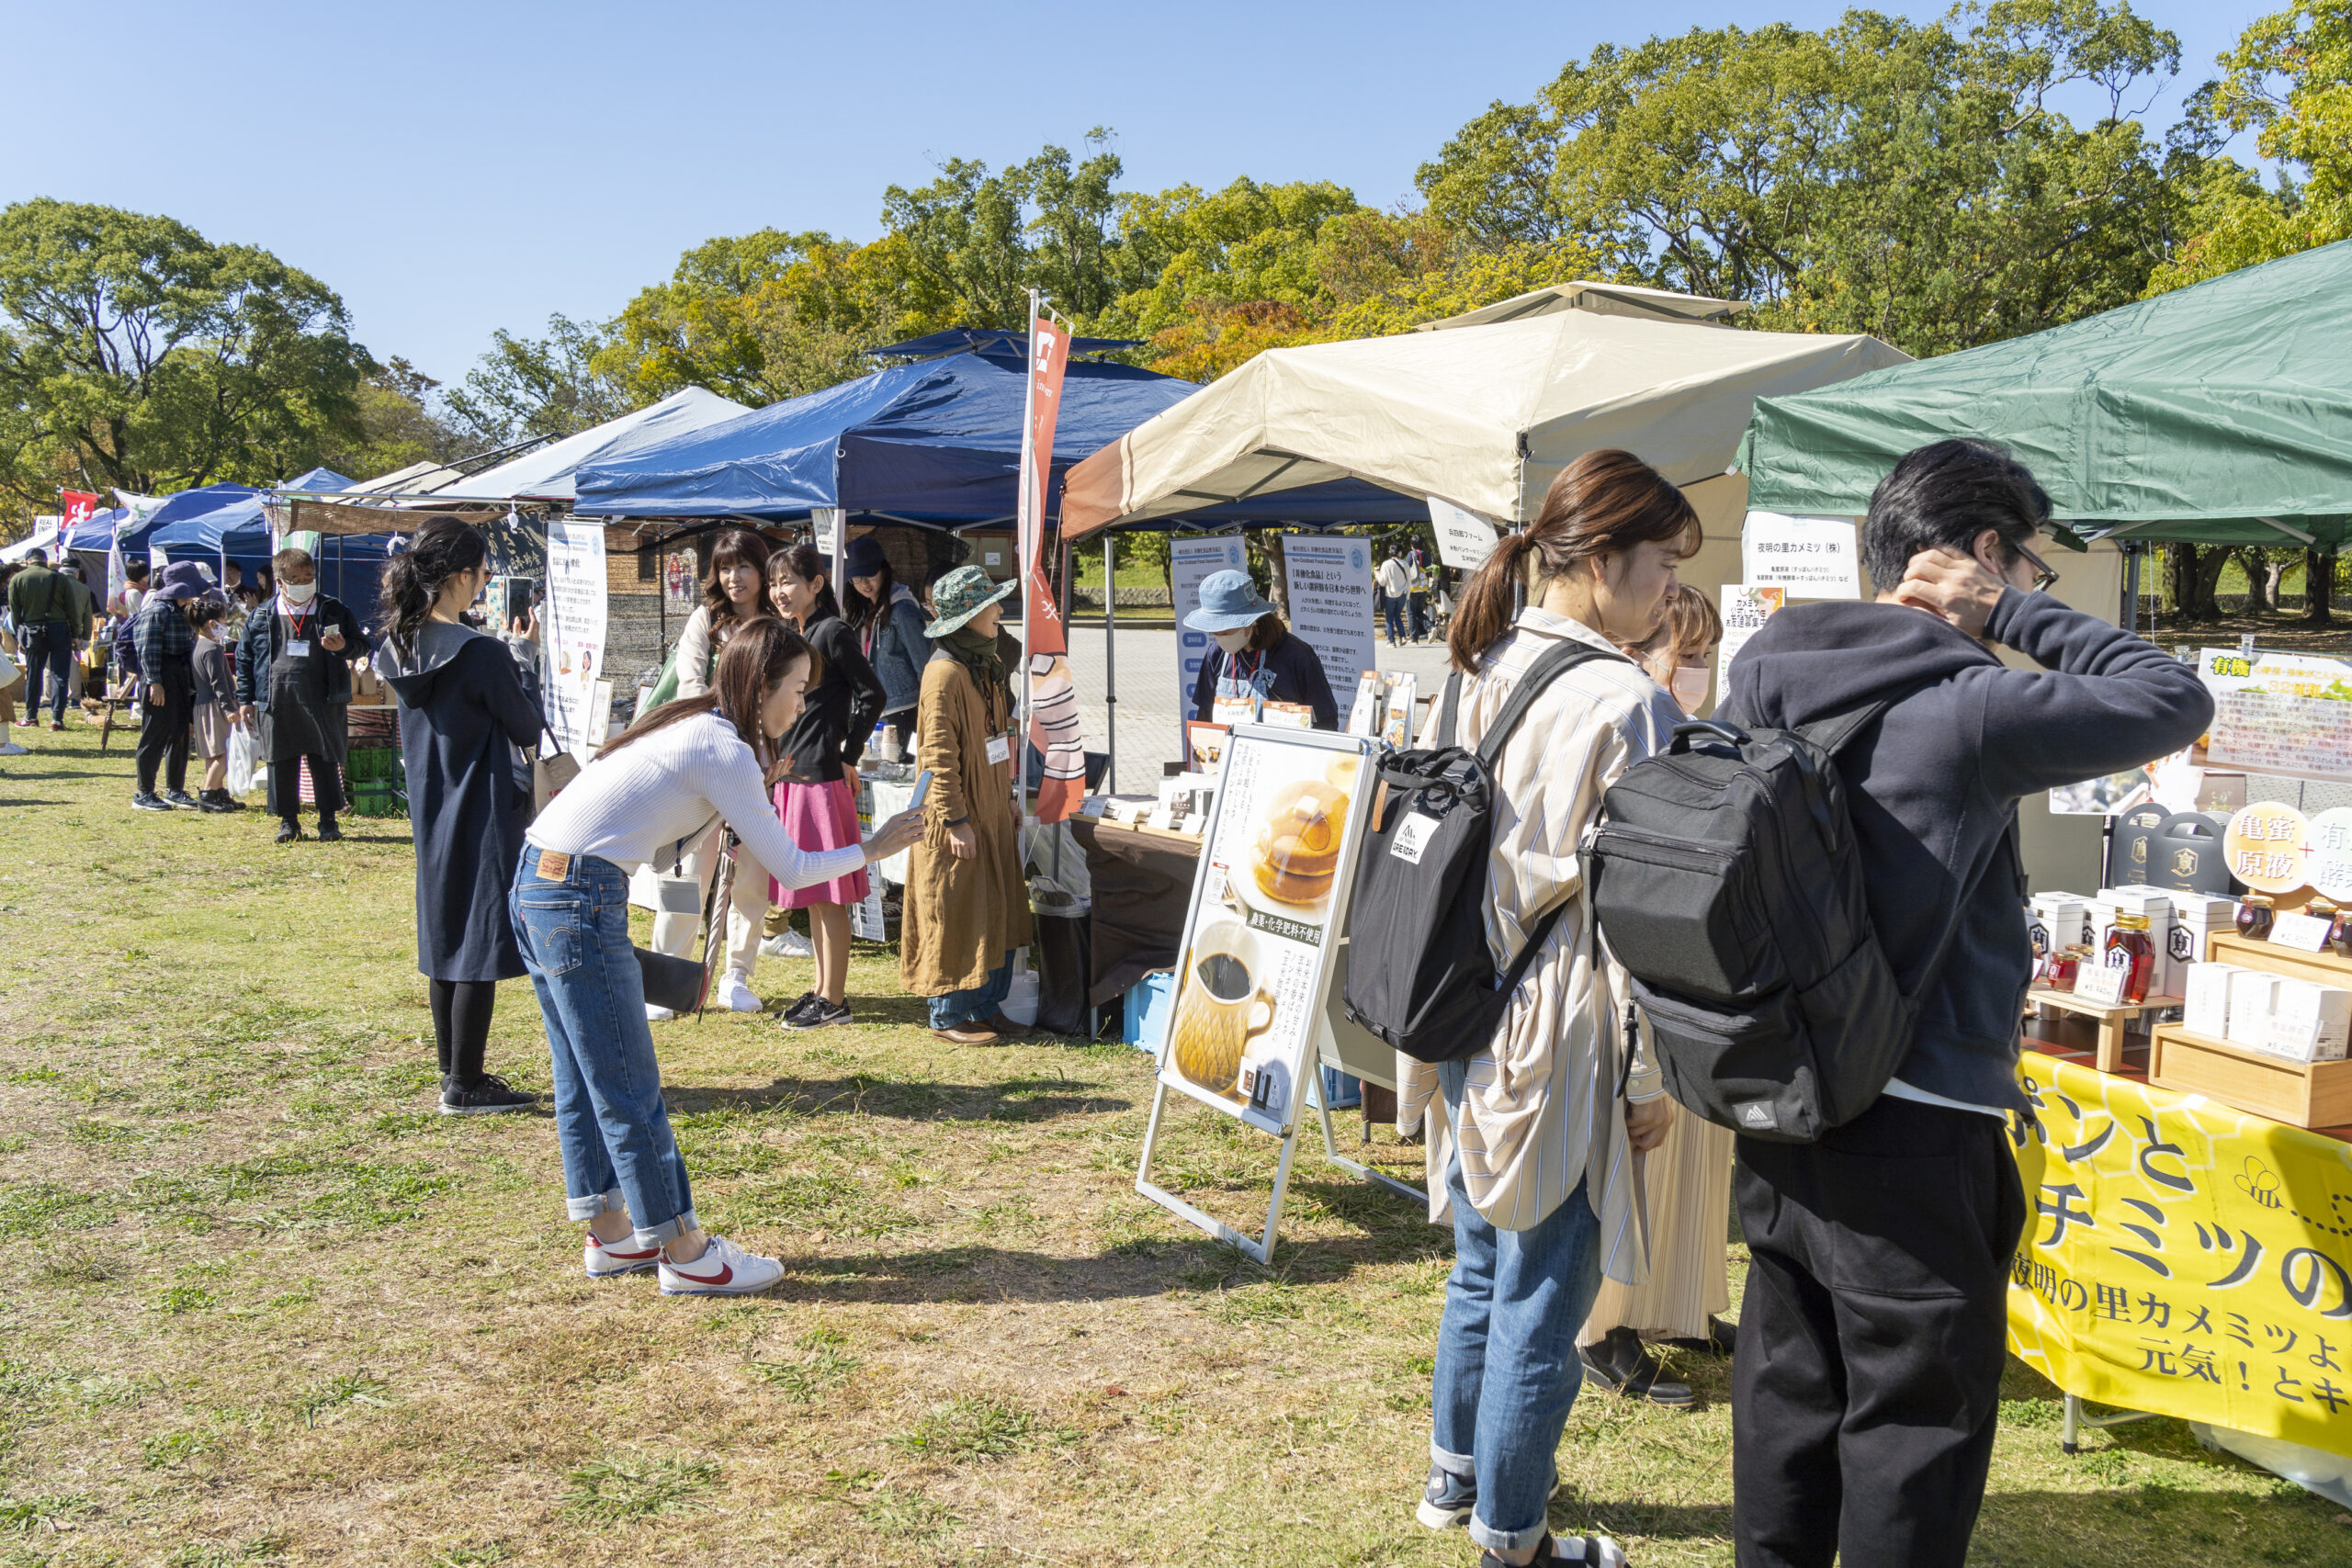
763,543,888,1029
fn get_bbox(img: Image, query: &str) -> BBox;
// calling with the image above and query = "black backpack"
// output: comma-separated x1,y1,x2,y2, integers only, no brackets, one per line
1587,705,1915,1143
1342,640,1628,1063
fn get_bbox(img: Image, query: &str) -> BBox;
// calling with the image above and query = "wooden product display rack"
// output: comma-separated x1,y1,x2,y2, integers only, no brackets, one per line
2146,931,2352,1129
2022,984,2181,1073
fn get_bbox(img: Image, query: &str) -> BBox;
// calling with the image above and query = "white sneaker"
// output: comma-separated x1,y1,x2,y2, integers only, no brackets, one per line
645,1002,676,1021
583,1232,663,1278
760,929,814,958
657,1235,784,1296
0,741,25,756
713,971,762,1013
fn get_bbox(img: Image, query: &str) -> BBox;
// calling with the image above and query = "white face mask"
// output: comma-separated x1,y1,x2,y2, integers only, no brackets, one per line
1212,627,1251,654
1669,665,1712,716
281,581,317,605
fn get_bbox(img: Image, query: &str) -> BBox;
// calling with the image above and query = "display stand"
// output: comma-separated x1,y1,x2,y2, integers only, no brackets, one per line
2024,985,2181,1072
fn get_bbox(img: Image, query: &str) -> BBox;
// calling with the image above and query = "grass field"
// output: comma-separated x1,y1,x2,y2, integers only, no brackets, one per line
0,725,2345,1566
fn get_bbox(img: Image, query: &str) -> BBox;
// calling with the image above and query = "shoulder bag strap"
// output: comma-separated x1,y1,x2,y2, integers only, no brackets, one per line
1432,672,1464,750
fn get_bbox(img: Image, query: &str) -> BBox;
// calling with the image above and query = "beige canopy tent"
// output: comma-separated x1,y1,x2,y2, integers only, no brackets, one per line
1061,291,1910,542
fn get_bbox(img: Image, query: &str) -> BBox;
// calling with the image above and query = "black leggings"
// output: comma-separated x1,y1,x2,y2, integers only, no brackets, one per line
428,978,499,1083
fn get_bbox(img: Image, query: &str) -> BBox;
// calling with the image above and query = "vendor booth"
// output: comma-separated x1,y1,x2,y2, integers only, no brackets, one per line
1735,238,2352,1485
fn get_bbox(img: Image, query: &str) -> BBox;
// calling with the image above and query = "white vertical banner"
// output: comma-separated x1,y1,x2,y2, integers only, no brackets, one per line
1170,534,1248,724
812,506,846,608
542,520,609,761
1426,496,1500,572
1277,533,1378,711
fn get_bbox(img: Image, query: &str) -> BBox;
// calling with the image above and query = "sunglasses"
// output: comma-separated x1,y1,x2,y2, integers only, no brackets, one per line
2013,541,2060,594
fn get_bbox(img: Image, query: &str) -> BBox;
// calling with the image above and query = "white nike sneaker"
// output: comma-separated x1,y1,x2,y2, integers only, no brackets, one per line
657,1235,785,1296
760,929,814,958
712,971,762,1013
583,1232,663,1278
645,1002,676,1021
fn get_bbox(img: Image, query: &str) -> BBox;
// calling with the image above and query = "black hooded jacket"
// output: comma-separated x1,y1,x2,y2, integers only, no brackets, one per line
1722,588,2212,1111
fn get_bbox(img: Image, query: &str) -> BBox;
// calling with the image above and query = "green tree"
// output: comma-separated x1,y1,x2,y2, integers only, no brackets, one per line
0,197,368,513
883,130,1133,327
2147,0,2352,293
443,313,632,448
317,356,461,480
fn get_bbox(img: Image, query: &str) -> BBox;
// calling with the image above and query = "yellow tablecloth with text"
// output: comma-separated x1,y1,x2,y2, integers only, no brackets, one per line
2009,1051,2352,1457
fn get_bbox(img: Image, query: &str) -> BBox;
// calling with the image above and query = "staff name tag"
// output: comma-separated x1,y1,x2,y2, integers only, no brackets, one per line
286,639,311,658
986,734,1011,767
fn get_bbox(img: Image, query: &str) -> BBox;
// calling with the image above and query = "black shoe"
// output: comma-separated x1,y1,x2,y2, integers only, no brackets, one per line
1657,1314,1739,1359
198,793,235,814
316,819,342,842
784,998,852,1031
778,990,820,1025
164,789,200,808
440,1074,538,1115
221,793,249,812
131,792,172,812
276,820,301,843
1578,1325,1696,1408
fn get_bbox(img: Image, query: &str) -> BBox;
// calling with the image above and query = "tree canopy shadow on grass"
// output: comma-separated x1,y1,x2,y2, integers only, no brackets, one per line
663,1074,1131,1123
0,797,71,808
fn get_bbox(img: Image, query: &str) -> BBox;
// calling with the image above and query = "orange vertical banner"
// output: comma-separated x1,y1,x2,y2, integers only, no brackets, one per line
1020,316,1084,821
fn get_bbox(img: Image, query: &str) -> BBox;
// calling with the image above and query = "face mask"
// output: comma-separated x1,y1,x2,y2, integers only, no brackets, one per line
1669,665,1712,716
1212,627,1251,654
281,581,317,605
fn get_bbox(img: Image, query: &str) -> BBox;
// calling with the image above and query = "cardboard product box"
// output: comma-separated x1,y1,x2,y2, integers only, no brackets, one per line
2263,980,2352,1064
2106,804,2171,889
2227,971,2282,1049
2167,896,2239,974
2182,963,2241,1039
2028,894,2089,960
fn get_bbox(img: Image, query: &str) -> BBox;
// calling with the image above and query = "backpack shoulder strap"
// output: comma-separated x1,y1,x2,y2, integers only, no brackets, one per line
1473,639,1629,768
1795,696,1893,758
1432,672,1463,750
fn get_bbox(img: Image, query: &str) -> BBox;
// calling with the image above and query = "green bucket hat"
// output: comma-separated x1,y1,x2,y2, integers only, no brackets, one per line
925,565,1017,637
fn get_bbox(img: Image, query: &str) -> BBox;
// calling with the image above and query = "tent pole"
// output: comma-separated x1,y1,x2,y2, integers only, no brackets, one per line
2122,544,2142,636
1104,531,1116,793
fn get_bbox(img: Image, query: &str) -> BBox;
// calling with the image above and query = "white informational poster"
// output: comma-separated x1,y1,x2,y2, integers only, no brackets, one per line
813,506,845,604
2198,646,2352,780
1741,512,1861,598
1427,496,1501,572
1344,671,1383,737
1170,534,1248,725
1718,584,1784,696
1277,534,1377,715
542,520,609,761
1159,726,1373,1134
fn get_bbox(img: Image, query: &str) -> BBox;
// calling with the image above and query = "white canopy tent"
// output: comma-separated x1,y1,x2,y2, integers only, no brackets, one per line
1062,294,1910,543
432,387,752,503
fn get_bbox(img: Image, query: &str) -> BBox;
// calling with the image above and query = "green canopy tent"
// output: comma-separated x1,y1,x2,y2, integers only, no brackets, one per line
1736,239,2352,553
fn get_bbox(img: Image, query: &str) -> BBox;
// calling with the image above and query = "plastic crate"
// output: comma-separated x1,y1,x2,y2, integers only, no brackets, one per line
1122,970,1174,1055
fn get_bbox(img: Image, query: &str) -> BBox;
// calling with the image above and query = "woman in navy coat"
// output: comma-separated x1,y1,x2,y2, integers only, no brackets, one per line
373,520,544,1116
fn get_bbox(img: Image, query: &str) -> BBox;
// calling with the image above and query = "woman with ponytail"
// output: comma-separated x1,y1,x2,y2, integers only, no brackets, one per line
372,519,545,1116
1400,450,1695,1568
513,619,923,1295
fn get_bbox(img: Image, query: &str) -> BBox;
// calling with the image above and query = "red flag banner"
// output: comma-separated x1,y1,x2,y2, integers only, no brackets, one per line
1020,315,1085,821
61,491,98,527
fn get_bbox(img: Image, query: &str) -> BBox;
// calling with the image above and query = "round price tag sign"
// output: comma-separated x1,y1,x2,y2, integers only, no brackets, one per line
2223,802,2312,895
2305,807,2352,902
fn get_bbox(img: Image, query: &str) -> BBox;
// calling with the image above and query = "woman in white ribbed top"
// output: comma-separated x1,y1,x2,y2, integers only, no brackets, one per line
1403,450,1689,1568
513,619,922,1298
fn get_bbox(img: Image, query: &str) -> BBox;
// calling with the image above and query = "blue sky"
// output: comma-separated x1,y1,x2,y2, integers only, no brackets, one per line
4,1,2272,393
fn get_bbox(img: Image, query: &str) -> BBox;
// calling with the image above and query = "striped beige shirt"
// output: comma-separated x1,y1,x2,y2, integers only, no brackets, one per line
1398,607,1679,1284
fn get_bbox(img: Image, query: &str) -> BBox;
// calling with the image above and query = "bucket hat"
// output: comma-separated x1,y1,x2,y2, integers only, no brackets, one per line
1183,568,1276,634
925,565,1016,637
156,561,218,602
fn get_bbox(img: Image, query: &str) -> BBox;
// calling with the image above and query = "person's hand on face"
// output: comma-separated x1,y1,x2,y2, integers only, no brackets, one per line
1893,540,2012,638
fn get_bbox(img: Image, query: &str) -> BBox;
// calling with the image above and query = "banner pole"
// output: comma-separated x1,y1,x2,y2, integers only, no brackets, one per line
1018,288,1040,841
1103,531,1116,791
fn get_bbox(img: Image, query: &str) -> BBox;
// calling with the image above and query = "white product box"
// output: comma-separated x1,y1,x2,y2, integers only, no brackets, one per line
2167,897,2238,974
2261,980,2352,1063
2029,895,2088,959
2182,963,2241,1039
2227,971,2282,1048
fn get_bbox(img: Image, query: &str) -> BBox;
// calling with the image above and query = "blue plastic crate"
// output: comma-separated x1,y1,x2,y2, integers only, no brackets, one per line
1122,970,1174,1055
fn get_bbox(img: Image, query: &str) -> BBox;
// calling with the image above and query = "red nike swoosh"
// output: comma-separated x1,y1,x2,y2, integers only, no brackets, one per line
600,1245,660,1261
674,1259,733,1286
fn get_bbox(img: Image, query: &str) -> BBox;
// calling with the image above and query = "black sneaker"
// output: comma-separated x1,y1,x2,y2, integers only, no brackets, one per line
778,990,821,1025
164,789,200,808
276,820,302,843
198,792,236,814
131,792,172,812
1579,1325,1696,1408
316,819,342,842
784,998,852,1031
440,1074,538,1115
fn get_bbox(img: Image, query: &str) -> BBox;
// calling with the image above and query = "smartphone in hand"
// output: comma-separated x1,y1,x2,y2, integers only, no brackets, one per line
909,769,934,811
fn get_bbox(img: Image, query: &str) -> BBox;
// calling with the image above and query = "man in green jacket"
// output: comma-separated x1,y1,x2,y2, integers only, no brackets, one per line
5,549,91,730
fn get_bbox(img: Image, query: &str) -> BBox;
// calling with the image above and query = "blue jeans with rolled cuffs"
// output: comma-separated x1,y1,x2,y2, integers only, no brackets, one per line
511,847,699,1249
1430,1057,1605,1554
930,956,1013,1031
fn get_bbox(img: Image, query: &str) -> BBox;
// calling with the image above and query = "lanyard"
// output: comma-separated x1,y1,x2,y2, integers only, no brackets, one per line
1220,648,1264,693
285,604,315,643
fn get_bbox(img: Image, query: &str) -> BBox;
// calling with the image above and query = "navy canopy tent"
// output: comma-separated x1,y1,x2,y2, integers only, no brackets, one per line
571,340,1424,529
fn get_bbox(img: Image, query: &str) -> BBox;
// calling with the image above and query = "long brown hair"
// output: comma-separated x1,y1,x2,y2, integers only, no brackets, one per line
1446,449,1700,673
701,527,775,626
770,541,841,624
598,616,812,773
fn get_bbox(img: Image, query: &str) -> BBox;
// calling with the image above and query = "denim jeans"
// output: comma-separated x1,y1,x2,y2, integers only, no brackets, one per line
931,956,1013,1030
1383,599,1406,644
1430,1057,1605,1554
511,847,699,1248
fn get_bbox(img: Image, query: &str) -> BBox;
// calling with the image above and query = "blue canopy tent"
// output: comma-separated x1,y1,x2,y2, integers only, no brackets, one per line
571,339,1423,531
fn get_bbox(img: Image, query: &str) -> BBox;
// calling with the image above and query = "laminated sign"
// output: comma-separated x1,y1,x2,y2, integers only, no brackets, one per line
1741,513,1860,598
2009,1052,2352,1460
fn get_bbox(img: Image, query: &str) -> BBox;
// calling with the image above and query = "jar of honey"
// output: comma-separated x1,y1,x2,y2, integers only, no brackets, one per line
2106,913,2156,1004
2040,946,2083,992
2237,895,2276,942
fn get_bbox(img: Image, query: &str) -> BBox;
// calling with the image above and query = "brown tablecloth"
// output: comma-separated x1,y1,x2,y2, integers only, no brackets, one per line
1070,817,1201,1006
